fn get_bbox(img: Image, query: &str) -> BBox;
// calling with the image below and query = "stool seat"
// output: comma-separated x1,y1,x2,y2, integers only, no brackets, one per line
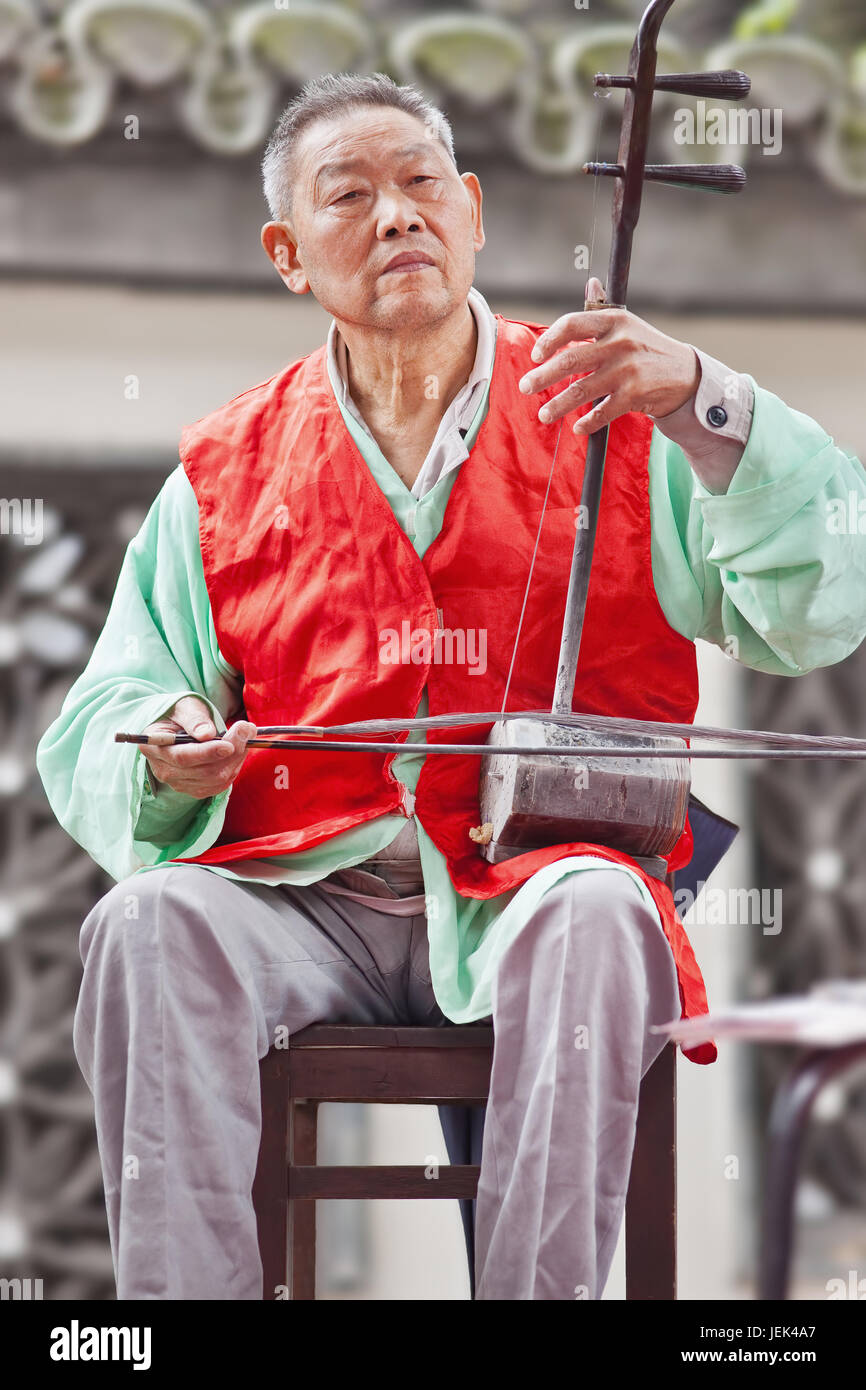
284,1023,494,1102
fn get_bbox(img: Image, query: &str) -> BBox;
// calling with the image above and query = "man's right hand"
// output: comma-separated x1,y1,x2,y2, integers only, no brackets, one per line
140,695,257,799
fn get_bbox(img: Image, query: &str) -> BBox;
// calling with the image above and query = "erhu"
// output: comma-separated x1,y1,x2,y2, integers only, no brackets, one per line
477,0,750,865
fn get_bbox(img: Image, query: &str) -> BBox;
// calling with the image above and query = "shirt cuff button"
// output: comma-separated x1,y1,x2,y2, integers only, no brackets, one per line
707,405,728,428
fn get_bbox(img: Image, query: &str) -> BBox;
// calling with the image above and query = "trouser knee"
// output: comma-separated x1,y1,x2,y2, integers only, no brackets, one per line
517,867,656,956
79,864,211,970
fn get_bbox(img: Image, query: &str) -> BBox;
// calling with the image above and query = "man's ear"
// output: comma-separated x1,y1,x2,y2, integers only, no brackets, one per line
461,172,485,254
261,222,311,294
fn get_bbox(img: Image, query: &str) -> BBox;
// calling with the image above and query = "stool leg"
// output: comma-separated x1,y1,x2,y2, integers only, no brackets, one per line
626,1042,677,1300
253,1049,290,1300
289,1100,319,1300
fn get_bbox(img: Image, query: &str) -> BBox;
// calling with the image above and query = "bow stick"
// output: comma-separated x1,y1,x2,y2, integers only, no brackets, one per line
116,721,866,760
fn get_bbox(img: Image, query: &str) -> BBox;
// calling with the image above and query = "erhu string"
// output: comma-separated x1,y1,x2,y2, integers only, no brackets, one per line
587,84,609,283
497,94,609,723
497,414,566,721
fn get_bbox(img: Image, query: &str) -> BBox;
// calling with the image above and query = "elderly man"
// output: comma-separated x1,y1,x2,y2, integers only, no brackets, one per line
38,72,866,1301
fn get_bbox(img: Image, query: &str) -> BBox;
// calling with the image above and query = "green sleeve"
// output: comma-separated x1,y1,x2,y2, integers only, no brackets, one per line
649,376,866,675
35,465,242,881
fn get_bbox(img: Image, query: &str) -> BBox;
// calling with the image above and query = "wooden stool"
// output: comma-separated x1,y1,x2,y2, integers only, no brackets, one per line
252,1024,677,1300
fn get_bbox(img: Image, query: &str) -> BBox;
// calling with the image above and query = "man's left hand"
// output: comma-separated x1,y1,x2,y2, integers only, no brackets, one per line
518,276,701,435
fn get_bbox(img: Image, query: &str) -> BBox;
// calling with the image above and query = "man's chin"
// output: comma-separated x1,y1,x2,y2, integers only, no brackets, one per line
371,284,462,328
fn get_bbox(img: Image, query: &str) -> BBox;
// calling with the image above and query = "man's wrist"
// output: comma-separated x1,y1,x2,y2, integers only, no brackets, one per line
650,347,755,494
654,347,753,444
657,343,702,418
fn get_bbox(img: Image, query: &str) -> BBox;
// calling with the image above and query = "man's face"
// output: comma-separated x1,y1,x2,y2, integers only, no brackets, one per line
261,106,485,331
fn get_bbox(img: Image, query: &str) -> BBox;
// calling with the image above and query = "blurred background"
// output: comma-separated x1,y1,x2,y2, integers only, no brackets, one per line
2,0,866,1300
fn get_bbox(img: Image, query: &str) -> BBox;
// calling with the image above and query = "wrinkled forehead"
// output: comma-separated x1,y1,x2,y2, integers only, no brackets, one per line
294,107,451,196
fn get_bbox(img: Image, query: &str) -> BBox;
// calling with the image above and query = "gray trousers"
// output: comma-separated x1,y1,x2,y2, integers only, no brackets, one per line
72,861,680,1300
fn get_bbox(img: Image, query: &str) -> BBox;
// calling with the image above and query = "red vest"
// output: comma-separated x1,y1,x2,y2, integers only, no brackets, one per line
176,315,716,1064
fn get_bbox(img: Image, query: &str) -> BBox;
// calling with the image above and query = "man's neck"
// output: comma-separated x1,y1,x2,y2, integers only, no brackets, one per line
337,300,478,438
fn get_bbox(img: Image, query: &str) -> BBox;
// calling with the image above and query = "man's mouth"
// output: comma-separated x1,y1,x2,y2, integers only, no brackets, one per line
381,252,436,275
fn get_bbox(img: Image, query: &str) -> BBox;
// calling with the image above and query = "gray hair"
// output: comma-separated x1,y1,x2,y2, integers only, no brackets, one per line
261,71,457,221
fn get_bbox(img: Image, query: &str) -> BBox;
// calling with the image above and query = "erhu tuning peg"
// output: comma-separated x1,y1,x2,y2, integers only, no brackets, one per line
653,70,751,100
644,163,747,193
582,162,746,195
594,70,751,101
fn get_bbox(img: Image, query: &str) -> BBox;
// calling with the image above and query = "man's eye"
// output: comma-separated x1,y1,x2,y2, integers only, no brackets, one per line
409,175,433,185
335,190,362,203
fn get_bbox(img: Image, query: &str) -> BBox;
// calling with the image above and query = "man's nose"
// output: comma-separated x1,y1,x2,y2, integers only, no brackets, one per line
375,192,426,238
